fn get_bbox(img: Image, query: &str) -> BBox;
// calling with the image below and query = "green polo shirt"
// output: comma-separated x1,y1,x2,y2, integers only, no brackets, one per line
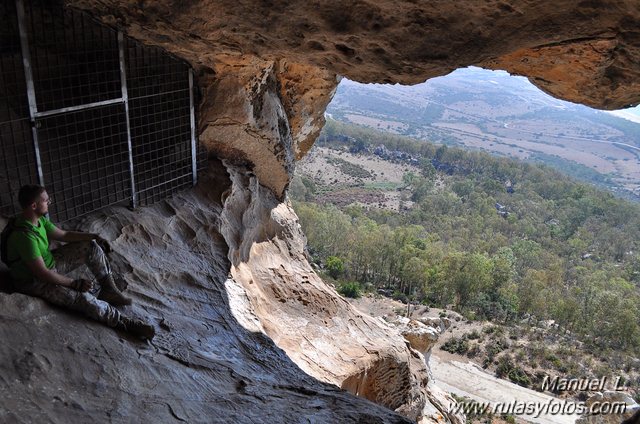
7,215,57,282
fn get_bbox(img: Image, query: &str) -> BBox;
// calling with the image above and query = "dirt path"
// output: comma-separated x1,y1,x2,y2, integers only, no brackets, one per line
430,353,579,424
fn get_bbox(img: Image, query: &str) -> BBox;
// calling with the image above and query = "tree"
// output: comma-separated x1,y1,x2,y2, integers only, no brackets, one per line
411,178,434,202
326,256,345,279
403,172,417,187
419,158,436,179
491,247,515,294
338,281,362,299
443,252,492,311
401,256,427,299
435,144,448,162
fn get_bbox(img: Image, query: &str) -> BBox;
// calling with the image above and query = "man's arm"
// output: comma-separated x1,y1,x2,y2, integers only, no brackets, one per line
25,256,74,287
24,257,92,292
48,227,97,243
48,227,111,253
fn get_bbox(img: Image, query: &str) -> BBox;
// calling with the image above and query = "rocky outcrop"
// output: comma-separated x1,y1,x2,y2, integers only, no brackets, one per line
219,163,455,422
389,316,463,424
197,58,338,198
394,317,444,359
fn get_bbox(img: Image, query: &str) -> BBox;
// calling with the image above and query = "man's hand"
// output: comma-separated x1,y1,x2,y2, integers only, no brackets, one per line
93,235,111,254
71,278,92,292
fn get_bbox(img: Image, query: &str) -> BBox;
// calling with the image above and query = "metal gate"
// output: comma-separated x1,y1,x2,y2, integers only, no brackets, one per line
0,0,205,222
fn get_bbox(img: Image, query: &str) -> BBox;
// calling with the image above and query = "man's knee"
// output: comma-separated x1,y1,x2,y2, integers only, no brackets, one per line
53,241,93,274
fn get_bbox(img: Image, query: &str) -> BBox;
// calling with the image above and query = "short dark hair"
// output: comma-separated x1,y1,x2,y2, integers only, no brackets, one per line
18,185,46,209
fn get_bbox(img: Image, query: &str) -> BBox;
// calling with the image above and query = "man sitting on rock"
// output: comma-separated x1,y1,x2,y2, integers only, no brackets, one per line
2,184,155,340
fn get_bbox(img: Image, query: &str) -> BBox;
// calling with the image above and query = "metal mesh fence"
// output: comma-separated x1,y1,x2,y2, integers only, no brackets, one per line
0,0,38,217
24,0,122,112
126,40,194,206
37,104,131,222
0,0,204,222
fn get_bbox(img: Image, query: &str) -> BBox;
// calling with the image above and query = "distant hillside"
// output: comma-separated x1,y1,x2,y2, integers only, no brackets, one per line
327,67,640,199
293,122,640,393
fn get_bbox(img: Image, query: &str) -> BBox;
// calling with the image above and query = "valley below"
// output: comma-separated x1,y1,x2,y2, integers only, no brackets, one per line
328,68,640,199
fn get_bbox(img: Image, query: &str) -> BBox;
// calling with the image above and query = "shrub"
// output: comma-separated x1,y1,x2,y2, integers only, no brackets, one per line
467,329,481,340
467,344,481,359
496,355,531,387
338,281,361,298
441,336,469,355
392,290,408,303
496,355,513,379
508,367,531,387
486,337,509,359
483,325,496,335
503,415,516,424
326,256,345,279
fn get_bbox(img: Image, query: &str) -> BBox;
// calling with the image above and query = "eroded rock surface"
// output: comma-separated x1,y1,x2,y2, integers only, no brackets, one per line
395,318,442,358
219,163,456,422
0,163,415,423
389,316,463,424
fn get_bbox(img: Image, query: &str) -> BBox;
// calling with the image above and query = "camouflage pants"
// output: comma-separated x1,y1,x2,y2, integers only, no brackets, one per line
12,240,120,327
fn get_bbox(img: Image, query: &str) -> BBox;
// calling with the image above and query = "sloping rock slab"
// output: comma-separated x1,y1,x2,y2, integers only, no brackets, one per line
0,179,411,424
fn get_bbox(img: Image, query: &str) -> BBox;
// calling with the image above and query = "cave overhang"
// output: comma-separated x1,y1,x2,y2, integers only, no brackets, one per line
57,0,640,196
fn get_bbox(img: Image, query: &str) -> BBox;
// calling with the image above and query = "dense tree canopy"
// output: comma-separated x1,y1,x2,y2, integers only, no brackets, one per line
294,121,640,353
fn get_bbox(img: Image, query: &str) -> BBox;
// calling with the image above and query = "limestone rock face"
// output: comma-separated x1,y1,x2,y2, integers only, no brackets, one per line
387,316,463,424
391,316,450,357
197,57,338,198
66,0,640,195
482,37,640,110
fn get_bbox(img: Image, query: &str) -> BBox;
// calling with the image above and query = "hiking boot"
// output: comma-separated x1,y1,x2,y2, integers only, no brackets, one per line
98,274,132,306
116,316,155,340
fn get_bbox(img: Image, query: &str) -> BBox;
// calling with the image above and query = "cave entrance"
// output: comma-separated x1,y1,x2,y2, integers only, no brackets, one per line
0,0,206,222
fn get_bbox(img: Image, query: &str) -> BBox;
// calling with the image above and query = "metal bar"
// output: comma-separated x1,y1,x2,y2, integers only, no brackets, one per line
137,173,194,193
189,68,197,186
119,31,137,208
128,88,189,102
16,0,45,187
34,98,124,118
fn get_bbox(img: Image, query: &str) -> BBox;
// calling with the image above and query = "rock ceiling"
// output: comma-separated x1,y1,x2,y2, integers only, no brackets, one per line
68,0,640,196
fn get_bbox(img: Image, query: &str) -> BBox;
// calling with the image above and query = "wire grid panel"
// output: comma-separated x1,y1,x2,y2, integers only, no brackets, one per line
125,39,194,206
0,0,39,217
36,104,131,222
23,0,121,113
197,141,208,173
1,0,204,221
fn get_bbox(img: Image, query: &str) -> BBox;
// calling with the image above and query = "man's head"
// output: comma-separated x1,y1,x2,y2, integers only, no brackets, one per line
18,185,50,216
